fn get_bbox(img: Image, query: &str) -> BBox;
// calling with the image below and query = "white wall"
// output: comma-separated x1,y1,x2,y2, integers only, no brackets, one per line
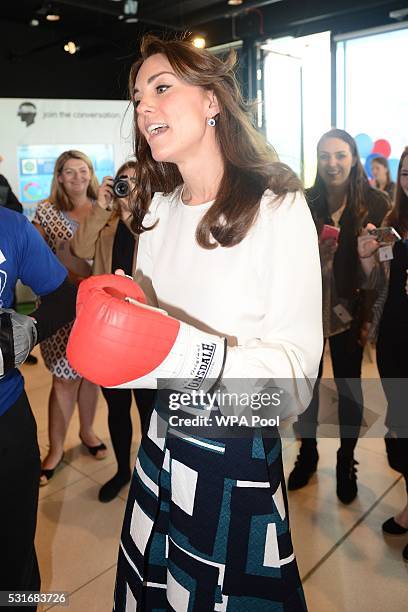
0,98,134,217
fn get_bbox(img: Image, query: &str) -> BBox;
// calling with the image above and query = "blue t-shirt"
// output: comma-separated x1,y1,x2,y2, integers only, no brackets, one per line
0,207,67,415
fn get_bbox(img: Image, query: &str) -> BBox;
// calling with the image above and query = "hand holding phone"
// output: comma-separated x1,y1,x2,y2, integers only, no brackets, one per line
358,223,380,259
367,226,401,244
320,224,340,243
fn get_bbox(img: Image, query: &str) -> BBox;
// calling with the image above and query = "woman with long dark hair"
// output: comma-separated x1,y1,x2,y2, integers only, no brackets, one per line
363,147,408,562
288,129,390,503
67,35,322,610
371,155,396,200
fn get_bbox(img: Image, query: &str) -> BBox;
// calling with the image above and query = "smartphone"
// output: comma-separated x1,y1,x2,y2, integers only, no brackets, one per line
367,226,401,242
320,224,340,242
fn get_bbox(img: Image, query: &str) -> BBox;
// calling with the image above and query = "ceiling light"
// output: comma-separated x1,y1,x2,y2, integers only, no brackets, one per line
192,37,206,49
64,41,79,54
30,18,40,26
46,13,60,22
228,0,243,5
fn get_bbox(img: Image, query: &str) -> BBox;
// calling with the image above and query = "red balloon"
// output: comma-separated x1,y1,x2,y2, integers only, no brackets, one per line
372,139,391,158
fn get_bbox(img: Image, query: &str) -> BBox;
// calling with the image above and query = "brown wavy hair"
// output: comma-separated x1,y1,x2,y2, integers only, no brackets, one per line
127,34,301,248
49,150,99,212
308,128,372,226
386,147,408,235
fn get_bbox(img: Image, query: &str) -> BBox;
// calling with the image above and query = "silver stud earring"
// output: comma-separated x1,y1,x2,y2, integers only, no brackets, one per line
207,117,216,127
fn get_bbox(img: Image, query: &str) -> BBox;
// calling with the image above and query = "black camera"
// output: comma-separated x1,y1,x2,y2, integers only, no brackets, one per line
113,175,130,198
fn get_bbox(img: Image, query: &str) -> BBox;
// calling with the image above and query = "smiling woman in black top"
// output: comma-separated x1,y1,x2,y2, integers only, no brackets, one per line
288,129,390,504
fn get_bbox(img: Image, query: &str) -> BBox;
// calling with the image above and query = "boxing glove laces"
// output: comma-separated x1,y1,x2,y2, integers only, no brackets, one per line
67,274,226,392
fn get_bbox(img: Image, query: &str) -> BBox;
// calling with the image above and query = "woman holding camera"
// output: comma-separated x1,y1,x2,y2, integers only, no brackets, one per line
70,161,155,502
288,129,390,503
33,150,106,486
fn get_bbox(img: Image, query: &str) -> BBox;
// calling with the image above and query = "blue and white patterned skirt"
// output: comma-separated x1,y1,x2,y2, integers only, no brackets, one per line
114,405,307,611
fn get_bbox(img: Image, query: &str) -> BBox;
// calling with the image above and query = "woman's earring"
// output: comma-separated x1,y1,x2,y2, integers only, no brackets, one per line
207,117,216,127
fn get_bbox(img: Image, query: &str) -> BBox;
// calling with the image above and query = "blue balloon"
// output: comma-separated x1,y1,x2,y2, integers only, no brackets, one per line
365,153,381,179
355,133,373,159
388,158,399,182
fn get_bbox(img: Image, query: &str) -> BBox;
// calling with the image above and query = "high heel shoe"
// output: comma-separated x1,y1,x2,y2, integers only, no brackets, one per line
39,453,65,487
382,517,408,535
79,435,107,460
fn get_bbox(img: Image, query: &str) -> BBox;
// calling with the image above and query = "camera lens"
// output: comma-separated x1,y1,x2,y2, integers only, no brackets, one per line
113,177,130,198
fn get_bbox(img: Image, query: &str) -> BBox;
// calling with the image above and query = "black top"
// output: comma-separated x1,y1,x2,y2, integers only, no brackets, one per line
111,219,135,276
0,175,23,213
381,240,408,329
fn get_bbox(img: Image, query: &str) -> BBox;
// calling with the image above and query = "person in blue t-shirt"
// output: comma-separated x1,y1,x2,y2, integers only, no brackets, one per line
0,207,77,601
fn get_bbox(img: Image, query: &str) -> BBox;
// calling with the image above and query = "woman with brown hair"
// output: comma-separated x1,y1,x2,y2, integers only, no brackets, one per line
33,150,106,485
288,129,390,503
371,155,396,200
362,147,408,562
70,34,323,610
70,160,155,502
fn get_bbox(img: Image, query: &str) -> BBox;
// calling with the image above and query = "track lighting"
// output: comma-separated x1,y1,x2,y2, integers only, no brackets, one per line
64,41,80,54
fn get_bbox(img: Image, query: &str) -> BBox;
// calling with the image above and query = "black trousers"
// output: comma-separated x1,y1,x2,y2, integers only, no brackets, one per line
377,323,408,491
0,391,41,608
295,328,364,455
101,388,155,477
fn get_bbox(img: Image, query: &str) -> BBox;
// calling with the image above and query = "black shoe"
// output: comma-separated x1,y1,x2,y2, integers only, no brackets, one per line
288,443,319,491
336,449,358,504
382,517,408,535
98,473,131,503
79,435,107,460
25,353,38,365
403,544,408,563
39,453,65,487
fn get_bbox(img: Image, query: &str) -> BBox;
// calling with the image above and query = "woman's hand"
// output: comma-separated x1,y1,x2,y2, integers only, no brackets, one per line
319,237,337,273
97,176,114,210
358,223,380,259
319,237,338,258
358,223,381,278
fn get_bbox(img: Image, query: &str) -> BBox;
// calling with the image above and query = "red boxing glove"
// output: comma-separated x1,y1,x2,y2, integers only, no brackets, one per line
67,274,226,390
